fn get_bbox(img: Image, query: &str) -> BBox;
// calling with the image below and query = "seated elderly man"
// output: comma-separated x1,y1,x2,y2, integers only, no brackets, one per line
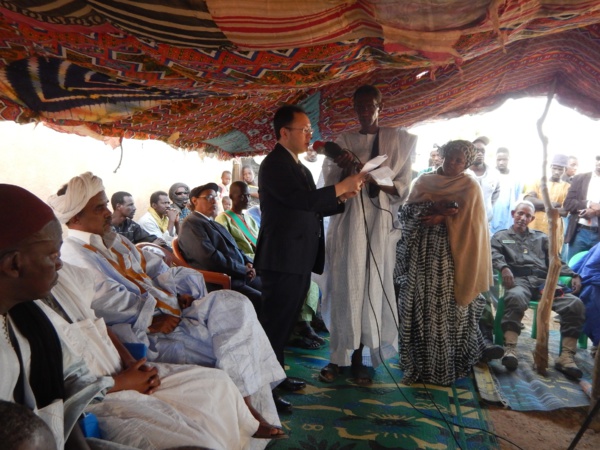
41,262,285,447
177,183,263,313
47,172,285,431
0,184,111,449
491,201,586,379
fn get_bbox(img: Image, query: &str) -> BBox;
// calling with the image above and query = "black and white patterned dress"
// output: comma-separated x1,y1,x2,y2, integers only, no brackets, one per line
396,202,485,386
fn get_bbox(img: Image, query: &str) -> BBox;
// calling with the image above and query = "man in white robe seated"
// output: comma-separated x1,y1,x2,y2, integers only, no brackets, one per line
47,172,285,436
39,262,285,448
0,184,112,450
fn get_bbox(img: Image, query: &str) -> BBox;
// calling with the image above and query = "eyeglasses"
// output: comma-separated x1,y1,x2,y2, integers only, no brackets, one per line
284,126,313,135
198,194,217,201
175,191,189,195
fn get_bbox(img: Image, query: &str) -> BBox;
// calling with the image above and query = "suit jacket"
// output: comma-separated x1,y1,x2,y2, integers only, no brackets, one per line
254,143,343,275
178,212,251,279
564,172,600,244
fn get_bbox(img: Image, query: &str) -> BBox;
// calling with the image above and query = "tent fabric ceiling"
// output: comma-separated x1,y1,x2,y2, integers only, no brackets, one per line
0,1,600,157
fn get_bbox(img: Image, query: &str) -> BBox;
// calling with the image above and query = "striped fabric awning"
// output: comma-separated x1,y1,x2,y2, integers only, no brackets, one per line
1,0,600,156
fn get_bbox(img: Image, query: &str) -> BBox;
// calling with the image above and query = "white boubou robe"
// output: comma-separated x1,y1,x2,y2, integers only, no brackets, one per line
60,231,285,438
38,262,264,450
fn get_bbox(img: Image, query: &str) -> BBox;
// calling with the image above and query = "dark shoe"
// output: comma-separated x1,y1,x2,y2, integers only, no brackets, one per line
278,377,306,392
273,394,293,413
480,343,504,363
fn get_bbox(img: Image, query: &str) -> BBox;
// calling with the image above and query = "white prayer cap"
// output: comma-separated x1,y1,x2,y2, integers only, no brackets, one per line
47,172,105,224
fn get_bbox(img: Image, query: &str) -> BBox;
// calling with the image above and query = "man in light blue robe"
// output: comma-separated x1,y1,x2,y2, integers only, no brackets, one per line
47,172,285,436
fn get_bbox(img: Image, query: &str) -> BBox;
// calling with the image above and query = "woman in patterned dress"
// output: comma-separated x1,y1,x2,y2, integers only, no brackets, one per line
396,140,494,385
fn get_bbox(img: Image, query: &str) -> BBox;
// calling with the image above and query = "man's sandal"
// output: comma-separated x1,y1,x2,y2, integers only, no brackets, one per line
351,363,373,386
253,423,288,440
296,321,325,345
289,335,321,350
319,363,340,383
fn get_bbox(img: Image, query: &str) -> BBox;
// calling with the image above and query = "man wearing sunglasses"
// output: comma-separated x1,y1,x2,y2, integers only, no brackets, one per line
169,182,192,222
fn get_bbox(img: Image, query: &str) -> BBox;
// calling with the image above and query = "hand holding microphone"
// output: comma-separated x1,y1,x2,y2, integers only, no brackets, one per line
313,141,360,171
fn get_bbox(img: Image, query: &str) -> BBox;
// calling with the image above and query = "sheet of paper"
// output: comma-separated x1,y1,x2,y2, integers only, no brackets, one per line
368,166,395,186
360,155,388,173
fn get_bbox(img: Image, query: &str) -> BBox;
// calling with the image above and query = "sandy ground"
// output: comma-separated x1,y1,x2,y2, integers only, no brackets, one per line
486,310,600,450
490,405,600,450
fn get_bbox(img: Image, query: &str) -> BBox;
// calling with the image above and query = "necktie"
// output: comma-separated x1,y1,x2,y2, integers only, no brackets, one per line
298,161,313,190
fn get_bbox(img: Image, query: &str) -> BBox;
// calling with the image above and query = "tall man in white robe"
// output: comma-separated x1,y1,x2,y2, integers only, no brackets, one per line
39,262,279,449
320,85,417,383
47,172,285,435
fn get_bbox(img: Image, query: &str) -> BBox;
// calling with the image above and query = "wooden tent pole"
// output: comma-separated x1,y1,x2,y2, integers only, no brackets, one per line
533,79,561,374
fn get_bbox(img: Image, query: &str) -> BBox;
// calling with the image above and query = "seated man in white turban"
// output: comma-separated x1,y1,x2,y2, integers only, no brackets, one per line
40,262,284,448
47,172,285,438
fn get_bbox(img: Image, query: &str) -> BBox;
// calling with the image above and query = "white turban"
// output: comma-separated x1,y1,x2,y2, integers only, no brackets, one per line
47,172,105,224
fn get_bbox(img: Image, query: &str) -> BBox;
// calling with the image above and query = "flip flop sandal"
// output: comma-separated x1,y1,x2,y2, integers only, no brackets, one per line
253,423,288,440
289,335,321,350
351,363,373,386
319,363,340,383
296,323,326,345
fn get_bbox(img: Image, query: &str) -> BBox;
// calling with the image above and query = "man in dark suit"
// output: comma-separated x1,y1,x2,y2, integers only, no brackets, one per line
564,156,600,262
178,182,263,313
254,104,365,411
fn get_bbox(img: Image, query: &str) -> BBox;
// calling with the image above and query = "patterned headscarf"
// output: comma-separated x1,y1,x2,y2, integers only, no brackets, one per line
438,140,477,169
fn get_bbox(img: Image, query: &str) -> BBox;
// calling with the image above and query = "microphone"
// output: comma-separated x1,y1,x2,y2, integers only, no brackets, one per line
312,141,344,159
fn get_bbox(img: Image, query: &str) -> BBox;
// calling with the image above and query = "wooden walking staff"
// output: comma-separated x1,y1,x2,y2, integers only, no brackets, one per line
533,79,561,374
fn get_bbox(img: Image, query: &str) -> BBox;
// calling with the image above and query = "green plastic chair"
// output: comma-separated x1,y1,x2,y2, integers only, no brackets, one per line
492,271,587,349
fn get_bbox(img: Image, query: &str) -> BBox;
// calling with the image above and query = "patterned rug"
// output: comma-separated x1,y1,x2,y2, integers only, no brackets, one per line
269,337,498,450
474,329,595,411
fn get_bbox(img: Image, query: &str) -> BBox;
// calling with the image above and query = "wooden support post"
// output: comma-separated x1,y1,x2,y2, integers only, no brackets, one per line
533,79,560,374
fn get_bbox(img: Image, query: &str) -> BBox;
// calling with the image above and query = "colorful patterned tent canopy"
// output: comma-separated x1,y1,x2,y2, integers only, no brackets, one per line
1,0,600,157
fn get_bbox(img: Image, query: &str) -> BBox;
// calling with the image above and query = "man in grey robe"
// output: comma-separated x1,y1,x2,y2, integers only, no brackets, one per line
320,85,417,383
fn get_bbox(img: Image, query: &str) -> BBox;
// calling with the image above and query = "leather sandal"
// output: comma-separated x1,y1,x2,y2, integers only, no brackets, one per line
351,363,373,386
253,423,288,440
296,321,325,345
319,363,340,383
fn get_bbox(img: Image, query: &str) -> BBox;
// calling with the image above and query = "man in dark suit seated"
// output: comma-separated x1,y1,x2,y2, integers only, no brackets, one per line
178,182,263,313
